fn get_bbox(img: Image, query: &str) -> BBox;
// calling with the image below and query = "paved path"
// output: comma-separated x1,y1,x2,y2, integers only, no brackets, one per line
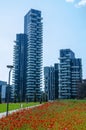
0,110,17,118
0,104,42,119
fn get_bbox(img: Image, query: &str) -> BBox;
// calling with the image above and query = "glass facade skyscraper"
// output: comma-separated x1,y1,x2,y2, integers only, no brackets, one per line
44,64,59,100
59,49,82,99
44,66,55,100
44,49,82,100
13,34,27,102
24,9,43,101
13,9,43,102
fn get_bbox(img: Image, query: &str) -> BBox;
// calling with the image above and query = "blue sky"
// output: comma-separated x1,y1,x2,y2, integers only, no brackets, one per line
0,0,86,82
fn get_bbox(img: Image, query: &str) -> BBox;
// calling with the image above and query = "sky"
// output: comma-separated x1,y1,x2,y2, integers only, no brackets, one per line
0,0,86,83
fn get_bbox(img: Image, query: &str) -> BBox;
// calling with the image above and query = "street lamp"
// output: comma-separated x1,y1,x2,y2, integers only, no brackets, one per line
6,65,13,116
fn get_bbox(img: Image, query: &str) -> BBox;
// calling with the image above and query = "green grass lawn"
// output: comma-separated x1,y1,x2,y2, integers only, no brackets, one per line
0,102,40,113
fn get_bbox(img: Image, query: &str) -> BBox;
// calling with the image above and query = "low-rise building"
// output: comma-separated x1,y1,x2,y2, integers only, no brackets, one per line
0,81,7,103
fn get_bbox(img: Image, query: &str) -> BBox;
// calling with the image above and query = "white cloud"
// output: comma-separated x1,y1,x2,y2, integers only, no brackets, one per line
76,0,86,7
65,0,74,3
65,0,86,7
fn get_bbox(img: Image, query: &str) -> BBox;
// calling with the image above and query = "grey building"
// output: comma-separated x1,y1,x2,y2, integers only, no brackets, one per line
59,49,82,99
13,34,27,102
44,64,59,100
0,81,7,103
24,9,43,101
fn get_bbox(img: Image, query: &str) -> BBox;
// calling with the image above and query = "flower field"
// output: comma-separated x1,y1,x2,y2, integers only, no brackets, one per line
0,100,86,130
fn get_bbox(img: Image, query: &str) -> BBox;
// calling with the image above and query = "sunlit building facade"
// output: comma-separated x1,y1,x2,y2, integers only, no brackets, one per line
24,9,43,101
59,49,82,99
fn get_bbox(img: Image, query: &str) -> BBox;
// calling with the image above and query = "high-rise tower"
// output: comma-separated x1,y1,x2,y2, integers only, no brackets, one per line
44,64,59,100
59,49,82,99
13,34,27,102
24,9,43,101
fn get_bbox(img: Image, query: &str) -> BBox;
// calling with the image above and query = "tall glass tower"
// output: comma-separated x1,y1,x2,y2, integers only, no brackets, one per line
24,9,43,101
13,34,27,102
44,64,59,101
59,49,82,99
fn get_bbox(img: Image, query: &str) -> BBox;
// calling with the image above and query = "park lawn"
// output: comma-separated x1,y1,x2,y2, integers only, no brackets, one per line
0,102,40,113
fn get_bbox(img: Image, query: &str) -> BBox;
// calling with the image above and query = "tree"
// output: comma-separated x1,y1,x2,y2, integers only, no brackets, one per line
77,83,86,99
0,92,1,103
42,92,48,102
0,85,1,103
34,91,37,102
